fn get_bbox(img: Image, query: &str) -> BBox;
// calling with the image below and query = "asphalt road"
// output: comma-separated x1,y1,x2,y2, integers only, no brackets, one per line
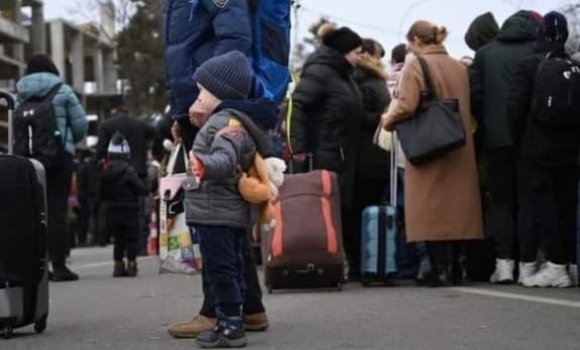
5,247,580,350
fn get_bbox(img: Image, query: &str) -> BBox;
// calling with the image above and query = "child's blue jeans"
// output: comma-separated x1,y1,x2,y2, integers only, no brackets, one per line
194,224,247,318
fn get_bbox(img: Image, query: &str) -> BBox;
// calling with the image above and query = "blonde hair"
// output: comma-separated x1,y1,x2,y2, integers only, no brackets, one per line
406,20,448,45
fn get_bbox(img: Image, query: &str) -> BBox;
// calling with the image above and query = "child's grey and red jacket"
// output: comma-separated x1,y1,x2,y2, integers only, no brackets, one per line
184,108,270,229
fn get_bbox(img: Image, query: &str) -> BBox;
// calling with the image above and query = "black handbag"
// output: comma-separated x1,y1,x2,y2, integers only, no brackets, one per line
395,56,466,165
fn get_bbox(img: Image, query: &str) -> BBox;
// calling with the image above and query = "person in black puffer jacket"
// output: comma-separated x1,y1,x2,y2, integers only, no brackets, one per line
354,38,391,183
350,38,391,275
289,23,363,207
508,12,580,288
99,133,148,277
289,23,363,273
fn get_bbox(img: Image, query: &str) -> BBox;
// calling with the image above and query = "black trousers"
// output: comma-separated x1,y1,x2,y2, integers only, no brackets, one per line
46,154,73,268
77,195,90,245
485,148,518,260
200,227,265,317
426,241,464,269
517,154,578,265
138,195,150,255
107,206,140,262
88,198,101,244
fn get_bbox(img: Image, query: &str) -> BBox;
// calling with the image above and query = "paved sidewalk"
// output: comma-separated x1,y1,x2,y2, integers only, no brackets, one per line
6,247,580,350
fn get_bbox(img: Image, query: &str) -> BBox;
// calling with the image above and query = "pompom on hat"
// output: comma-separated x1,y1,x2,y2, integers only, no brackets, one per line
318,23,363,54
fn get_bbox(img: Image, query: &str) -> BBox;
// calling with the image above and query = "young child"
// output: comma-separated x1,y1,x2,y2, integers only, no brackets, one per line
185,51,271,348
99,132,148,277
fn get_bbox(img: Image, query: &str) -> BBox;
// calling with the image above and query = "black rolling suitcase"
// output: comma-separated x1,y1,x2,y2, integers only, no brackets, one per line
0,92,49,339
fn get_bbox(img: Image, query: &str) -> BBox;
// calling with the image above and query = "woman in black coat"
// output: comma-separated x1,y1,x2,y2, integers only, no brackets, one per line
353,39,391,190
289,23,364,276
289,24,364,208
349,39,392,275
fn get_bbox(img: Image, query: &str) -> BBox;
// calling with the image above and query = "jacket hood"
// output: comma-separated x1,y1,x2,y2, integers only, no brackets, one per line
100,160,131,182
16,72,62,101
216,98,279,130
354,53,386,81
534,40,566,55
218,107,272,156
304,45,354,78
497,10,538,42
465,12,500,51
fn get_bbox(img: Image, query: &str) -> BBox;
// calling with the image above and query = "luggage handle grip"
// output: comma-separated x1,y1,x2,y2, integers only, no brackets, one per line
0,92,15,110
288,153,313,174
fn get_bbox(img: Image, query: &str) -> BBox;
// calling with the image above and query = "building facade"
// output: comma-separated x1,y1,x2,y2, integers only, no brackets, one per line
0,0,121,152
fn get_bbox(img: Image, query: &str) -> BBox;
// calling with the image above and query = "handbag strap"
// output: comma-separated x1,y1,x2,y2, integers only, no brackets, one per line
416,56,437,100
166,143,187,175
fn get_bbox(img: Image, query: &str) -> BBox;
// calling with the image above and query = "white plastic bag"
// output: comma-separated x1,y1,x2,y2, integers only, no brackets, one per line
158,144,202,274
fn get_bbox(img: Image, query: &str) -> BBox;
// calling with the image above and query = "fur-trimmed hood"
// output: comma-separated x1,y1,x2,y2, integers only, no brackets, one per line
354,53,386,82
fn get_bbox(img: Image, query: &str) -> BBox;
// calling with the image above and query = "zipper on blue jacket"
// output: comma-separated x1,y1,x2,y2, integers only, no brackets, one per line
189,0,199,22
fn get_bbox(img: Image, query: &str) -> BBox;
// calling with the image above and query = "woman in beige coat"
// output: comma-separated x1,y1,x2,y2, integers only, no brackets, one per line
382,20,483,286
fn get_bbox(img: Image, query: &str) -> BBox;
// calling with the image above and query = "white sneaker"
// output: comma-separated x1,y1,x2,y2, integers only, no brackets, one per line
568,264,578,287
518,262,537,285
523,262,572,288
489,259,515,284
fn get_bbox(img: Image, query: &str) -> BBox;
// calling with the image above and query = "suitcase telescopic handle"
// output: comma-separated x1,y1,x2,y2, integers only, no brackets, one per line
288,153,313,174
389,134,398,208
0,92,15,110
0,92,15,155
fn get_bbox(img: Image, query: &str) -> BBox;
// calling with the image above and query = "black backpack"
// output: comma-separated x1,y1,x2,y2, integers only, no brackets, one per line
531,52,580,127
13,83,68,169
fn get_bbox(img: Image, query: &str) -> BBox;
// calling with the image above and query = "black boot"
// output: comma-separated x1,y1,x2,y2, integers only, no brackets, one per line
126,261,138,277
113,261,127,277
424,265,451,287
51,265,79,282
450,255,466,286
421,242,449,287
196,317,247,348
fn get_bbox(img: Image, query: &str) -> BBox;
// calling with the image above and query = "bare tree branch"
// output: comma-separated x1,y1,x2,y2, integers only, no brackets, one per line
502,0,539,10
67,0,138,42
563,0,580,52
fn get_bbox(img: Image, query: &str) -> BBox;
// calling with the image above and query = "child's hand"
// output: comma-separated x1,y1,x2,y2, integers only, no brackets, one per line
189,151,205,179
171,122,182,143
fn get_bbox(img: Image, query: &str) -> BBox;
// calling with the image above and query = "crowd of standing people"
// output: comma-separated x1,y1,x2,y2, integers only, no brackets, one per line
161,4,580,348
6,1,580,348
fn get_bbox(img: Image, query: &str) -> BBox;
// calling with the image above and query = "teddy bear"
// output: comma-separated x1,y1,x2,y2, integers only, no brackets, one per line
237,155,286,232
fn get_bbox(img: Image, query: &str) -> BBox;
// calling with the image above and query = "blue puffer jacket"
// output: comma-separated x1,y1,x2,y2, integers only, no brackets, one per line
164,0,252,116
16,73,88,156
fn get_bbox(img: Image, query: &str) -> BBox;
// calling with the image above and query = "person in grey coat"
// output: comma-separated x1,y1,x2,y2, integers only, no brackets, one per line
185,51,270,349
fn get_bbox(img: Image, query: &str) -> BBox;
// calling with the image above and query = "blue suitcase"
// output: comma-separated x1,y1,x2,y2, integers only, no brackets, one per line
360,205,398,285
360,134,399,286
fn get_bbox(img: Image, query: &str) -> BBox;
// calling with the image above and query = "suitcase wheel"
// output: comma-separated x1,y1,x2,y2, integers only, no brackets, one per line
361,277,371,287
267,285,273,294
2,325,13,339
34,316,47,334
336,283,343,292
